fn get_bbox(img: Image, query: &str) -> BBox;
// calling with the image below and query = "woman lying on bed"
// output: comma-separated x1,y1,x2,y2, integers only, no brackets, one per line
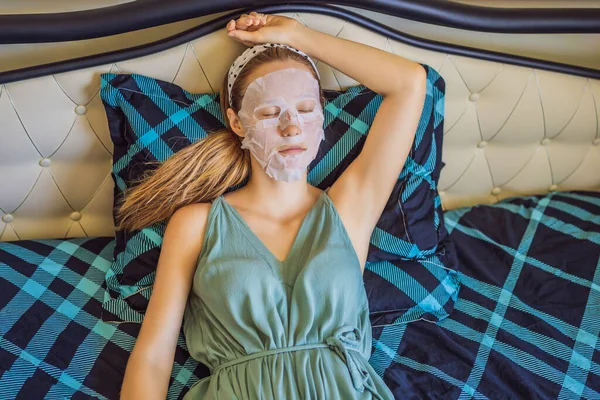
117,11,426,400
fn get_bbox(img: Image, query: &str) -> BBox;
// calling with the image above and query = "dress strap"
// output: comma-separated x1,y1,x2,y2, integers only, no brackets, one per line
196,195,224,263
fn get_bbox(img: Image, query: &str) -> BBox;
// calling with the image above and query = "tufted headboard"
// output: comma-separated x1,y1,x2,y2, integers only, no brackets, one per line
1,1,600,242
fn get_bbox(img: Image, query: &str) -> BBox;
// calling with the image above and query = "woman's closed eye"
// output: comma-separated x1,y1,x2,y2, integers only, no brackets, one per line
296,99,316,113
255,100,316,119
255,106,281,119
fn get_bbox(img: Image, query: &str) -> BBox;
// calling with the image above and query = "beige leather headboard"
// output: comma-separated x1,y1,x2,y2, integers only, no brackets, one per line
1,9,599,242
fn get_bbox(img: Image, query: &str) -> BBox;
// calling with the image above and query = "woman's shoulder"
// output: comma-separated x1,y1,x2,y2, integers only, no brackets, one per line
174,201,213,222
167,201,214,245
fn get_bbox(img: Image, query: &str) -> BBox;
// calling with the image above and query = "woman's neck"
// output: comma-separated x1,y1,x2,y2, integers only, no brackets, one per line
237,159,321,219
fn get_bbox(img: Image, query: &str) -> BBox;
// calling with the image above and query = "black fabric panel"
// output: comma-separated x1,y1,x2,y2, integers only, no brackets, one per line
1,3,600,86
1,0,600,45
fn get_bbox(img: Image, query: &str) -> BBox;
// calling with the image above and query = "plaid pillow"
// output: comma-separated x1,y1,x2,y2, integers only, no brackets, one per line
99,64,459,325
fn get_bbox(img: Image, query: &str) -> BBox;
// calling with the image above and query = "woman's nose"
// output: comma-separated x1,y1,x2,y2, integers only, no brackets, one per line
280,109,301,136
281,124,301,137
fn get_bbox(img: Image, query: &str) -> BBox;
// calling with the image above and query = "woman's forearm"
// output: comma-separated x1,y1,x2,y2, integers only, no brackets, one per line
120,351,171,400
289,23,423,96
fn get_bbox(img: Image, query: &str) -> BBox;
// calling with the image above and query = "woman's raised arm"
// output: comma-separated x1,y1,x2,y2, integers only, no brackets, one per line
227,13,427,267
290,22,426,262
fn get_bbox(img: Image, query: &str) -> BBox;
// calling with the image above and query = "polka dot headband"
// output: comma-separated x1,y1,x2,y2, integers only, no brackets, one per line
227,43,321,108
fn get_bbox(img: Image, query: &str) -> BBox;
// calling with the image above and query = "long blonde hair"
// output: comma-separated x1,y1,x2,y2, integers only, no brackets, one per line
114,46,325,232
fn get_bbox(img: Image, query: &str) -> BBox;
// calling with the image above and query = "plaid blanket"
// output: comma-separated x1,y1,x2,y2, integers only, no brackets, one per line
1,191,599,399
375,191,600,399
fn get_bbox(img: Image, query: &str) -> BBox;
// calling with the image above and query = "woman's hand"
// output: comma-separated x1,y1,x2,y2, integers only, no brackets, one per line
226,12,302,47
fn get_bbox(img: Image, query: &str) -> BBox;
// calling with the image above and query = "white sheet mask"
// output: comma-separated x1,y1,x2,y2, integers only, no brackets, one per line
237,67,324,182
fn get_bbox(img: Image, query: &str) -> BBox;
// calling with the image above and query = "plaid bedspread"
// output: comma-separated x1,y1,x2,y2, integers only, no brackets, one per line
1,191,599,399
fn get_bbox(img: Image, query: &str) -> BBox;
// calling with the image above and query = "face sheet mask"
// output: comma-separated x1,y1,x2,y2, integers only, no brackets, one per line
237,67,325,182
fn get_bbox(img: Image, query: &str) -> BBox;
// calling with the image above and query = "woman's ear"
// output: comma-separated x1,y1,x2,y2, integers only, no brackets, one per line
226,108,245,138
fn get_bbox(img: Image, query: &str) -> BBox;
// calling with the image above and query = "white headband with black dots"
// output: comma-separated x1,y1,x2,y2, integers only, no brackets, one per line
227,42,320,108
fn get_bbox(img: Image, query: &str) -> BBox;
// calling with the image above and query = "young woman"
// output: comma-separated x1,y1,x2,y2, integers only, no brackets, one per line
118,11,426,400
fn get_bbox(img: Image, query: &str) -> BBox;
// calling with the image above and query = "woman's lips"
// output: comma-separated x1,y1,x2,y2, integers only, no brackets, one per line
278,146,306,157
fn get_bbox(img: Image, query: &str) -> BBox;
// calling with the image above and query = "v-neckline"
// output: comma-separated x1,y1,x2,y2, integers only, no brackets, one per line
220,191,325,266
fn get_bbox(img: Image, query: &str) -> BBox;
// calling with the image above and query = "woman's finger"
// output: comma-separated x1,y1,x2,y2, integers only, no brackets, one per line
228,28,260,45
229,12,269,36
226,19,236,31
238,14,253,23
236,18,251,31
228,31,255,47
248,16,266,31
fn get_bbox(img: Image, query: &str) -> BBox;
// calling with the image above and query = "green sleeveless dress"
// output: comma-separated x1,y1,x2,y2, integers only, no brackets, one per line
182,191,394,399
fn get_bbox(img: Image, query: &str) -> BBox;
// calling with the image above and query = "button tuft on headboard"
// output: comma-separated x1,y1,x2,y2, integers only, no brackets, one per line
75,105,87,115
469,93,479,103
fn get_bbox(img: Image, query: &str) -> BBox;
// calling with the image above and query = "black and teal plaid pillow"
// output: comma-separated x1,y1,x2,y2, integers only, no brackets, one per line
99,65,459,325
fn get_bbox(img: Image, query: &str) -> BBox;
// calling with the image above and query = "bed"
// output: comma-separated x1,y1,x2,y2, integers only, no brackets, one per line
1,1,600,399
